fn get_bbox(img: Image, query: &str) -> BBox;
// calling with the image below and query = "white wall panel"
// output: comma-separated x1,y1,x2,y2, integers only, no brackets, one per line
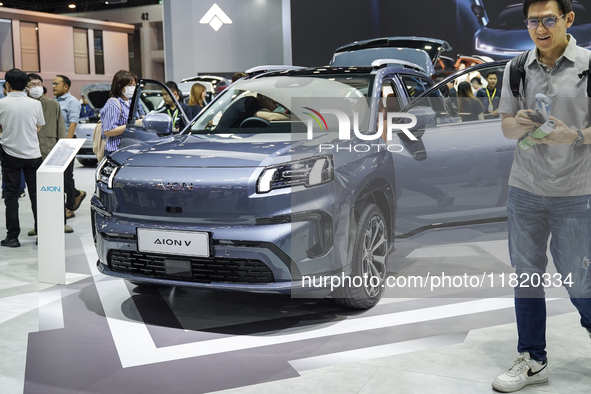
103,30,130,76
38,24,75,76
163,0,290,81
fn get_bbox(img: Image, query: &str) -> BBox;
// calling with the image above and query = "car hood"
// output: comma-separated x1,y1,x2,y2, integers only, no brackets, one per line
80,83,111,110
113,133,324,168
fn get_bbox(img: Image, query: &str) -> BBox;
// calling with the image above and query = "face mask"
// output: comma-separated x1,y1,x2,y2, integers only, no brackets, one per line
123,86,135,99
28,86,43,99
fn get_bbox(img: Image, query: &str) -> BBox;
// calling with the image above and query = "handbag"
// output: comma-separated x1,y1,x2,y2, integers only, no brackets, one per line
92,119,106,161
93,98,122,161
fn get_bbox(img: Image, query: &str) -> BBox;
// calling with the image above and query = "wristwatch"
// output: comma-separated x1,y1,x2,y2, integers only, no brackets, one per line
572,130,585,147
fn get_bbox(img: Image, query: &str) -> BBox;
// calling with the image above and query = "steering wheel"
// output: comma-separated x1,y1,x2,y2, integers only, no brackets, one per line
239,117,271,128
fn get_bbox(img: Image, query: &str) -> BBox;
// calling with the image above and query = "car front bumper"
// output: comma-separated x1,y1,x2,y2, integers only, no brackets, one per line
91,195,343,295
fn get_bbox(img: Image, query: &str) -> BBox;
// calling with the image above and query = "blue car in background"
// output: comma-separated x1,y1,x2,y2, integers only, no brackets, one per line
458,0,591,59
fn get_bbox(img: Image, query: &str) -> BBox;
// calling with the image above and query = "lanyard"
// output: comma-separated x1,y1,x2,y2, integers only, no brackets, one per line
167,107,179,128
485,87,496,112
485,87,496,105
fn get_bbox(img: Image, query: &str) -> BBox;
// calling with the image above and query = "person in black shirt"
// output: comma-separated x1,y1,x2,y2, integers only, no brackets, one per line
457,81,485,121
476,71,502,118
159,81,191,132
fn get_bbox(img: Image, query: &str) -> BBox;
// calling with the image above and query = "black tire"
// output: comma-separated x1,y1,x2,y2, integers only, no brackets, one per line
77,158,98,167
333,203,389,309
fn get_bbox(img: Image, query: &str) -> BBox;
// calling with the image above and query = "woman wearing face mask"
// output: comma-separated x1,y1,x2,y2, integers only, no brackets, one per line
99,70,144,154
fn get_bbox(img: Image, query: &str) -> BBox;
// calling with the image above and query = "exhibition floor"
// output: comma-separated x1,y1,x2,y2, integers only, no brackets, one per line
0,163,589,394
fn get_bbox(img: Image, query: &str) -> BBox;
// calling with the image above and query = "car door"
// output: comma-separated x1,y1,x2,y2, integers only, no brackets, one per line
388,62,513,237
122,79,191,143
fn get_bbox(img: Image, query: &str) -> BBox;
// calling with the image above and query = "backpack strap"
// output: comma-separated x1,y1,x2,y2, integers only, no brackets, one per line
577,55,591,98
510,50,530,98
101,98,124,139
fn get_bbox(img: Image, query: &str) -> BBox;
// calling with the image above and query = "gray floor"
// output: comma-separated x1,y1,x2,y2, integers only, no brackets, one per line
0,162,589,394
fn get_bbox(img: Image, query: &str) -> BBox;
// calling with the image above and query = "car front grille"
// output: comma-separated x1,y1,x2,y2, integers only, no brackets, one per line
108,250,275,284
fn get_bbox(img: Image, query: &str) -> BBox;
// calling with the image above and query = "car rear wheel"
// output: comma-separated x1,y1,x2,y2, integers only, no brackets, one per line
333,203,388,309
77,158,98,167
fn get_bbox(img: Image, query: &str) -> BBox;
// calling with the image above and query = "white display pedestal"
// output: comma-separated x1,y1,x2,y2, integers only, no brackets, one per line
36,138,85,285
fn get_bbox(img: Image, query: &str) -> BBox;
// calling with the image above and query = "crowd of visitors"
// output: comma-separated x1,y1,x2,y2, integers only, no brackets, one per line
0,67,228,247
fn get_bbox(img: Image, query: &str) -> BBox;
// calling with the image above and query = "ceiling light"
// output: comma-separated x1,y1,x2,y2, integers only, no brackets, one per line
68,4,76,8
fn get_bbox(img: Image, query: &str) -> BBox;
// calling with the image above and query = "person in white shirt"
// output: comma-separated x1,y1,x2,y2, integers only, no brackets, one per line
0,68,45,247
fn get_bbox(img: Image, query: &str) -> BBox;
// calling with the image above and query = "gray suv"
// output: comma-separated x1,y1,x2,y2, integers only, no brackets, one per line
92,59,512,309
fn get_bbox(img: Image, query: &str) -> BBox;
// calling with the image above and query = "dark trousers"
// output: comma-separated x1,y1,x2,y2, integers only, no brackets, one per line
1,147,42,239
1,170,26,194
64,160,76,210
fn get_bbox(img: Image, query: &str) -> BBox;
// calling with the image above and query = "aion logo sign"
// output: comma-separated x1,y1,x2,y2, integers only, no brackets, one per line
303,107,417,153
200,4,232,31
40,186,61,192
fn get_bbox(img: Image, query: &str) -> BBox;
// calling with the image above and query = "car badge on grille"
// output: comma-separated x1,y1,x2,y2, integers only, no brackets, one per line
155,182,194,191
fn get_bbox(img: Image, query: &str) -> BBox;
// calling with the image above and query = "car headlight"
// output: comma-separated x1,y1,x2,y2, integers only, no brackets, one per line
95,157,120,189
257,155,334,193
475,38,493,53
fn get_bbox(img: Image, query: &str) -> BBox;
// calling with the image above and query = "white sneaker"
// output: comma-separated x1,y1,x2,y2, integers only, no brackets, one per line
492,352,548,392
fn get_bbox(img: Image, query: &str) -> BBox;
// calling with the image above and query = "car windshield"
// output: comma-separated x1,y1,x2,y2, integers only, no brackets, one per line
188,75,373,134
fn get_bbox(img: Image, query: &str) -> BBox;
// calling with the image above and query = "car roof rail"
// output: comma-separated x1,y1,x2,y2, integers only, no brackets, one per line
180,75,228,83
244,65,307,74
371,59,426,74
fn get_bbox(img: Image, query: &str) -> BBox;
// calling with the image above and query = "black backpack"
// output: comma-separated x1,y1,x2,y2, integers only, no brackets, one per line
509,49,591,98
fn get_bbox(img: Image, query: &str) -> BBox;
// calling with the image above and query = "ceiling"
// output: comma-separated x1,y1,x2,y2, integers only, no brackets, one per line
0,0,161,14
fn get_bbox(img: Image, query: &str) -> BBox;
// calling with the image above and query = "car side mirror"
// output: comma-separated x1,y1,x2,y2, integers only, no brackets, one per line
142,113,173,136
406,106,437,139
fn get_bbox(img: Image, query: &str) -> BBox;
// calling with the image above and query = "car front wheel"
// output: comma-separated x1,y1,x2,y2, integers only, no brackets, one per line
333,203,389,309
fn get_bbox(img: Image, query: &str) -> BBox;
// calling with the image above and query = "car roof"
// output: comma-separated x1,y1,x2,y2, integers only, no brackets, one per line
244,65,306,74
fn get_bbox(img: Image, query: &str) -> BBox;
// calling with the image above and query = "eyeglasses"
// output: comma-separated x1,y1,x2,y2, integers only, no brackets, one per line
524,14,564,29
51,82,62,86
27,82,43,88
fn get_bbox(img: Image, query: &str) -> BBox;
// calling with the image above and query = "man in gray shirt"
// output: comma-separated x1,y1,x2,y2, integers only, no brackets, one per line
493,1,591,392
27,73,72,236
0,69,45,247
53,74,85,219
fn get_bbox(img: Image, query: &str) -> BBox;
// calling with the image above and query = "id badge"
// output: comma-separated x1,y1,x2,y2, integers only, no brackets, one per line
488,104,493,112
